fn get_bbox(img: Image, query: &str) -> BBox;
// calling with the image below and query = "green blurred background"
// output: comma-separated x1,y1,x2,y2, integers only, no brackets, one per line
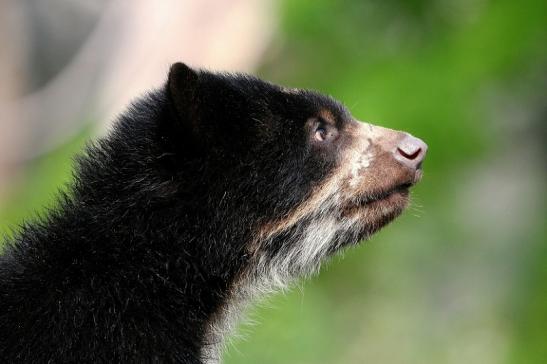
0,0,545,363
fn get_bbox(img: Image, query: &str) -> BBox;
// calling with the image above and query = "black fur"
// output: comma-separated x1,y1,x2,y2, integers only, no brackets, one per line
0,63,353,363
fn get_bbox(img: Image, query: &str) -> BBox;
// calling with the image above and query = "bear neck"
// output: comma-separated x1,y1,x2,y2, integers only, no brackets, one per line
15,105,253,363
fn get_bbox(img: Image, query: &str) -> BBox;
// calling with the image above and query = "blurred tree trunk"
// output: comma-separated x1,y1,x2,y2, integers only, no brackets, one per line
0,0,28,202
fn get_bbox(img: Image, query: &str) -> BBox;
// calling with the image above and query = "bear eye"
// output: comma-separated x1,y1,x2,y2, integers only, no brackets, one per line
314,126,328,142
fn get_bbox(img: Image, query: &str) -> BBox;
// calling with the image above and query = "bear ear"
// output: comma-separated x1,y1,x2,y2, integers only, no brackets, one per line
167,62,199,124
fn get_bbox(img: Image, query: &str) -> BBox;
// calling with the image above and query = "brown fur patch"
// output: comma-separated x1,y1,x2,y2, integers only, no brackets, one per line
318,109,336,125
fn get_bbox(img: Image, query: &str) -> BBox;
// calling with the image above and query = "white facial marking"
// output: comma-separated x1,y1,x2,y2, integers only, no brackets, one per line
348,151,372,188
347,122,374,188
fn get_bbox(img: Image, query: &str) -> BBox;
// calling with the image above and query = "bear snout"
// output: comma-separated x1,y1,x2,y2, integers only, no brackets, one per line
355,121,427,176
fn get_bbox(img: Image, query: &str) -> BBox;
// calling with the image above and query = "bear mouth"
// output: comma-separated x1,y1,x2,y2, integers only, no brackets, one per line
357,182,412,205
341,184,409,218
342,169,423,216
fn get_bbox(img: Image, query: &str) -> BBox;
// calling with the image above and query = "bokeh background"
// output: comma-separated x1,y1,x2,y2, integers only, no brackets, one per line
1,0,545,363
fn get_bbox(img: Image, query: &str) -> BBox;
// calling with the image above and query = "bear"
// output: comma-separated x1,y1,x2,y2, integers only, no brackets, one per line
0,63,427,363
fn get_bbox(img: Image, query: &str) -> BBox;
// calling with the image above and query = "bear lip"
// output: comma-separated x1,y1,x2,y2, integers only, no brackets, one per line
352,169,422,206
358,183,411,205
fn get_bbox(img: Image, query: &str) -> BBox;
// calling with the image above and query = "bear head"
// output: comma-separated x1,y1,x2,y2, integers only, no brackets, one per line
164,63,427,292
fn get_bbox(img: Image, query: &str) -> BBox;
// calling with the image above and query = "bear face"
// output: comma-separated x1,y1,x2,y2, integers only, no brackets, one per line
166,63,427,292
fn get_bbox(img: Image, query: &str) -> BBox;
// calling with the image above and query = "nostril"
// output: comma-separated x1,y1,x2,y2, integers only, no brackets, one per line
394,134,428,169
397,147,421,160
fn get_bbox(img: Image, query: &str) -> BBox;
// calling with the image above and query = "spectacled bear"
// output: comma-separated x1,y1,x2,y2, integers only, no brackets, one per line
0,63,427,363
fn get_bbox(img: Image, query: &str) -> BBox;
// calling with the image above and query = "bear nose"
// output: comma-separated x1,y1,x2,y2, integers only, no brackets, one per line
395,134,428,170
